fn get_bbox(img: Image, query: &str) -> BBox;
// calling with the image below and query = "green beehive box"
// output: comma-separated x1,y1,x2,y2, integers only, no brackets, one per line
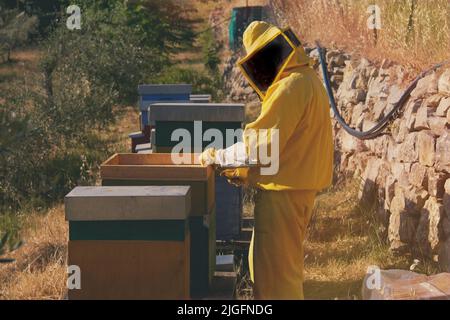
149,103,245,241
100,153,215,297
150,103,245,151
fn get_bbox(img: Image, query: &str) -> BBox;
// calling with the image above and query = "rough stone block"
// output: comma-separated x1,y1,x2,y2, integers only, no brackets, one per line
427,169,449,198
443,179,450,216
397,133,418,163
438,69,450,95
436,133,450,172
409,163,428,189
388,186,419,251
414,104,430,130
428,116,448,136
436,97,450,116
415,197,444,256
417,131,436,167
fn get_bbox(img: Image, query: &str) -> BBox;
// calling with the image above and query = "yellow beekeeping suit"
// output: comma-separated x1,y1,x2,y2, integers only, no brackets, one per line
235,22,334,300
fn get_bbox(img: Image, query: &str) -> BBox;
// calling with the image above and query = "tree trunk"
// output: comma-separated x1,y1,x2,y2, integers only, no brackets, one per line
406,0,417,45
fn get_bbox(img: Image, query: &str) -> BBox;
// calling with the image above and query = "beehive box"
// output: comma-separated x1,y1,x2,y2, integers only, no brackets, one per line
65,186,191,300
100,153,215,297
138,84,192,128
190,94,212,103
150,103,245,241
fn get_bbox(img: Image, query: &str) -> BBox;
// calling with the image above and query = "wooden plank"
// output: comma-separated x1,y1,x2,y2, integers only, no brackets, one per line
68,239,190,300
65,186,191,221
103,153,120,165
115,153,200,166
101,165,209,181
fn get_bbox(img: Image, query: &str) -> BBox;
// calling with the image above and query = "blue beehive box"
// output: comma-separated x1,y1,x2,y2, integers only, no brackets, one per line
138,84,193,129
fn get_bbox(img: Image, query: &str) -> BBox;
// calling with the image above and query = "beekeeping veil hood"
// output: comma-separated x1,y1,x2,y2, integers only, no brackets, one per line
238,21,311,99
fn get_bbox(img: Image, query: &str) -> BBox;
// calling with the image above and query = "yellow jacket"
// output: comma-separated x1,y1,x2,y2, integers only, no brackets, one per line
239,23,334,192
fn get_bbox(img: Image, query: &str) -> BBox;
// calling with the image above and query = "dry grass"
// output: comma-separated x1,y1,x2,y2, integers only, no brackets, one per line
236,179,411,300
0,105,137,300
0,206,67,300
303,179,410,300
273,0,450,71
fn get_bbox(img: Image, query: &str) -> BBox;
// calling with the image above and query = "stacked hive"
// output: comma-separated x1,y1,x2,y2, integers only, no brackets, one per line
150,103,245,241
65,186,192,300
100,153,215,298
129,84,192,153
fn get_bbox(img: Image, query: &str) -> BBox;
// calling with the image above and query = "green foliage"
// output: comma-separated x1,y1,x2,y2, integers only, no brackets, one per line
0,213,23,262
157,66,223,102
0,9,38,62
200,28,221,74
0,0,197,215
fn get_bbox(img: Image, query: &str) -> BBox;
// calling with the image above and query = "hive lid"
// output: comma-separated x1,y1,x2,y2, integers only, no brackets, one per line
65,186,191,221
150,103,245,122
138,84,192,95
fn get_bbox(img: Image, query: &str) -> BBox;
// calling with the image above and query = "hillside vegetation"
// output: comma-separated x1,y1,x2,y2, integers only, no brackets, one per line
0,0,224,264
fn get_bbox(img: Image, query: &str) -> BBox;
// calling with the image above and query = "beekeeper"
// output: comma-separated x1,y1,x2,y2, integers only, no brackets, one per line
201,21,333,300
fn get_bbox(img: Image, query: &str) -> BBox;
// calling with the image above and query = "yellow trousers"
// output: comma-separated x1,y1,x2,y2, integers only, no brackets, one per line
249,189,316,300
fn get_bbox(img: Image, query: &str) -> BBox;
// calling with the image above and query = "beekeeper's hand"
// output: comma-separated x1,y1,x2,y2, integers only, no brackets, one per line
199,148,217,166
220,168,249,187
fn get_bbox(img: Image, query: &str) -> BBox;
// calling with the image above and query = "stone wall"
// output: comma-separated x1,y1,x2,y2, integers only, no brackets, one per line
327,51,450,271
223,48,450,271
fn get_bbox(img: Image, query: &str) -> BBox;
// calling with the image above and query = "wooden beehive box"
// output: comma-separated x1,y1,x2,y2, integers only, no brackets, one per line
65,186,191,300
100,153,215,298
149,103,245,241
